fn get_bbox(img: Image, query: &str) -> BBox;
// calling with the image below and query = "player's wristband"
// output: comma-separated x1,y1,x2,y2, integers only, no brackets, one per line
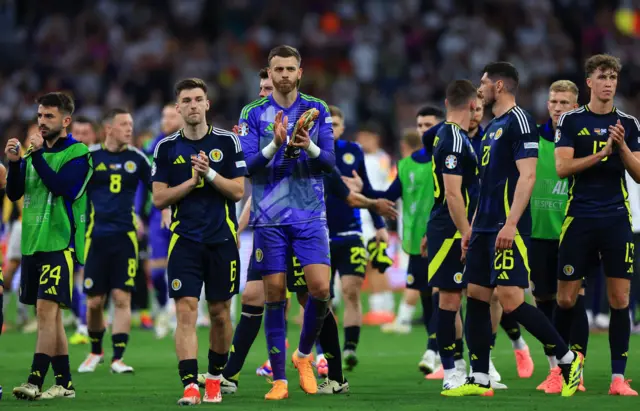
261,141,278,159
205,168,217,183
305,141,321,158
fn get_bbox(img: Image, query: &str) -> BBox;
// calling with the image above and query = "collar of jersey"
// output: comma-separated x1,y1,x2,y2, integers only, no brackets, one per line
179,126,213,140
583,104,617,115
444,121,467,132
267,92,301,112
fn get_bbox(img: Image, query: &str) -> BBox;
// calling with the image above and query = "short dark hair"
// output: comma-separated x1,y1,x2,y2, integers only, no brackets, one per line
73,115,99,131
258,67,269,80
482,62,519,92
446,80,477,108
329,105,343,119
36,92,75,115
174,78,208,97
416,105,444,120
103,108,130,123
268,45,301,66
584,54,622,78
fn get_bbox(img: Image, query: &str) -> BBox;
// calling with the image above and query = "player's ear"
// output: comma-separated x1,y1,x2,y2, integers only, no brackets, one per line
586,77,592,89
298,67,303,80
444,99,449,110
205,99,210,111
62,115,72,128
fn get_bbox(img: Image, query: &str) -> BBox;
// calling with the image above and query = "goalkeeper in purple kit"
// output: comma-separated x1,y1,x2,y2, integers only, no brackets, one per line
238,45,335,400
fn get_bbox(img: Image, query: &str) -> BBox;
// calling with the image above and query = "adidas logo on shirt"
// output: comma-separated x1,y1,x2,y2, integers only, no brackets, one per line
577,128,590,136
174,155,186,165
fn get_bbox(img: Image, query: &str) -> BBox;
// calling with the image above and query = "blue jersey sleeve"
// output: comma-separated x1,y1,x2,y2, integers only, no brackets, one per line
555,112,574,148
511,111,539,160
308,103,336,173
239,107,271,174
381,176,402,201
152,140,170,184
6,160,25,201
423,121,445,151
324,167,350,200
223,133,248,179
31,152,90,200
438,131,466,176
134,181,146,216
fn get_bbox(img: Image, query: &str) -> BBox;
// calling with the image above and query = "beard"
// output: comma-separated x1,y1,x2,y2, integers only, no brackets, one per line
41,125,62,140
184,113,202,126
274,80,296,94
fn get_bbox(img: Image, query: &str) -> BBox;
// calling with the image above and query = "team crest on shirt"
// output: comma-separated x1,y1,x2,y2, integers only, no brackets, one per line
84,278,94,289
238,123,249,136
555,129,561,143
453,272,463,284
445,155,458,169
209,149,223,163
342,153,355,165
494,128,503,140
563,265,575,276
171,279,182,291
124,161,137,173
407,274,415,285
255,248,264,262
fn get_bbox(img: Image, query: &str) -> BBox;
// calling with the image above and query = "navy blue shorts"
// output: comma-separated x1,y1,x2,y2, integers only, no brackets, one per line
330,237,367,278
84,232,138,295
21,249,76,308
427,227,465,290
407,254,429,291
167,234,240,301
558,215,634,281
465,232,530,288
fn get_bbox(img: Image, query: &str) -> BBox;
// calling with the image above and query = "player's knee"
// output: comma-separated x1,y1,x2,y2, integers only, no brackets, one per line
241,281,265,306
87,295,104,311
556,293,577,309
608,290,629,310
113,294,131,310
439,292,462,311
35,301,57,323
208,303,231,326
306,278,330,300
496,286,524,313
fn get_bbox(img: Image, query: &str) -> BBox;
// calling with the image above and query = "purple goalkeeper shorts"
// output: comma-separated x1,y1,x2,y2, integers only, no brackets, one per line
149,214,172,260
252,221,331,275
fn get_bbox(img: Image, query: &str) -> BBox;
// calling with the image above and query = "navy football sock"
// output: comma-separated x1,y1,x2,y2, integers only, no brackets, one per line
466,297,491,374
511,302,569,359
609,306,630,375
570,295,589,358
437,309,457,370
223,304,263,382
427,292,439,351
536,299,556,356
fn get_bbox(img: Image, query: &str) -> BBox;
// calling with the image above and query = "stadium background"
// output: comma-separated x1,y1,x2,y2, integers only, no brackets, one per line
1,0,640,409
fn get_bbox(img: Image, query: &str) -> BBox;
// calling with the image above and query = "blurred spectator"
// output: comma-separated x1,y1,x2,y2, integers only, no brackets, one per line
0,0,638,157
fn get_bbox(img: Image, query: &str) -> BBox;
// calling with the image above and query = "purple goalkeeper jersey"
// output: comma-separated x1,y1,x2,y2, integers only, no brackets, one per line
238,92,335,227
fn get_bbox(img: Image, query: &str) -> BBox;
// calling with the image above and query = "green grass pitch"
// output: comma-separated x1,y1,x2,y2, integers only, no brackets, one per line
0,304,638,410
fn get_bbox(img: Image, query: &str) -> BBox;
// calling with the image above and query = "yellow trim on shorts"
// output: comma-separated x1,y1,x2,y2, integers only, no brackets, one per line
621,178,633,225
503,179,531,279
559,216,574,245
427,231,462,281
167,233,180,261
84,203,96,262
63,249,75,297
514,234,531,280
225,203,238,244
127,230,139,269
